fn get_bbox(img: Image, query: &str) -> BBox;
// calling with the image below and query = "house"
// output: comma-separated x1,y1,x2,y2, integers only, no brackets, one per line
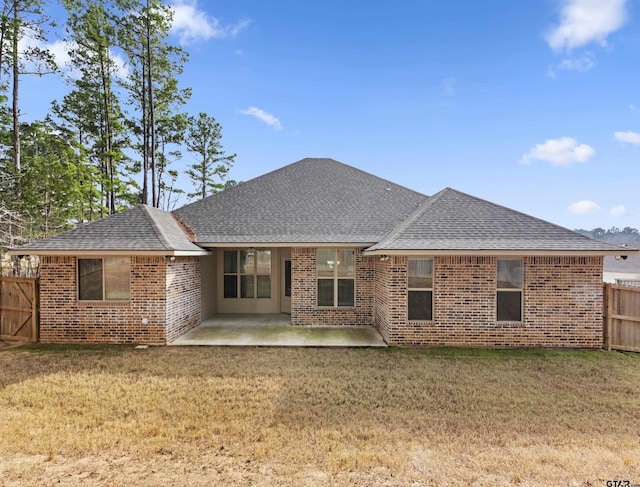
603,243,640,287
10,158,634,347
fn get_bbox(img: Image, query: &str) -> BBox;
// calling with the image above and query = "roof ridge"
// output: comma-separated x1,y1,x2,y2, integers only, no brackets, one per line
140,205,174,251
371,188,448,249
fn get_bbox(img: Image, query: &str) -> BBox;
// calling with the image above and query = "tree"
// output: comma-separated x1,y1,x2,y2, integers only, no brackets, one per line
0,0,56,174
17,120,79,239
184,112,235,199
59,0,129,216
117,0,189,207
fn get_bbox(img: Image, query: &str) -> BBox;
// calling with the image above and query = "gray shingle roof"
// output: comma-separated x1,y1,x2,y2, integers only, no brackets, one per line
173,158,428,244
12,158,635,256
604,243,640,272
367,188,630,253
13,205,206,254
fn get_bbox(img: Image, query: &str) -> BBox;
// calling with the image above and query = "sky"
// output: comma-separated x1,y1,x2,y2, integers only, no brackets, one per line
22,0,640,231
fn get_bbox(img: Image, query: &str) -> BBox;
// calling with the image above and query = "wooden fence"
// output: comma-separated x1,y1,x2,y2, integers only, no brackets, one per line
0,277,38,342
604,283,640,353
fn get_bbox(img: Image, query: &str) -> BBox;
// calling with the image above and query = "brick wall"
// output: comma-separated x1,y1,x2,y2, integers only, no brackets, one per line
165,257,201,342
38,255,198,345
374,255,604,348
290,247,374,326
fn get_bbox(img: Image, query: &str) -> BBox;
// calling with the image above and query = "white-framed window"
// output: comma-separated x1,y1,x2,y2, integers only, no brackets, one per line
317,249,355,307
223,249,271,299
408,258,433,321
497,259,523,321
78,258,131,301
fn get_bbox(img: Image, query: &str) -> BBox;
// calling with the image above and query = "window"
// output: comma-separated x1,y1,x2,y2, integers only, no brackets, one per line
497,259,522,321
408,259,433,320
317,249,355,307
223,250,271,299
78,258,130,301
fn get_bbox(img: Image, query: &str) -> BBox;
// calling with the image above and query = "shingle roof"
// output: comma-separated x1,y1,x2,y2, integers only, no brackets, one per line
173,157,428,244
604,243,640,272
367,188,629,253
11,159,635,257
12,205,206,254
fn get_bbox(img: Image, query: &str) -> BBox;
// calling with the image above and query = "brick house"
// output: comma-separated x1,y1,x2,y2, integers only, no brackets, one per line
10,158,633,347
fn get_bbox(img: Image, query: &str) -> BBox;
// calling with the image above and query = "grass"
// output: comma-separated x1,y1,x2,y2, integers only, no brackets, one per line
1,343,639,486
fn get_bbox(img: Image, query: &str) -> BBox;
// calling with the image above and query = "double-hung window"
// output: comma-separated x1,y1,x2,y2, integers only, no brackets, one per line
223,250,271,299
78,258,131,301
408,259,433,320
317,249,355,307
497,259,523,321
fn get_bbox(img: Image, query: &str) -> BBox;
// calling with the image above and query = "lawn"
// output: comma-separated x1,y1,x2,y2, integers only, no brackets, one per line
0,343,639,486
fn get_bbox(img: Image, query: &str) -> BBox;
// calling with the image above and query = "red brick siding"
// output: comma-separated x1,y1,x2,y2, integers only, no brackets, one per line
290,247,374,326
374,255,603,348
165,257,201,342
38,255,201,345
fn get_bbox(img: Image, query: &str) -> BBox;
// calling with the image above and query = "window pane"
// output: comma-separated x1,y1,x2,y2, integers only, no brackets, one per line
241,275,254,298
284,260,292,297
408,290,432,320
257,275,271,298
104,258,130,300
497,291,521,321
78,259,103,300
337,250,355,277
497,259,522,289
316,249,334,278
337,279,354,306
224,251,237,274
317,279,334,306
256,250,271,275
408,259,433,289
240,250,254,274
224,275,238,298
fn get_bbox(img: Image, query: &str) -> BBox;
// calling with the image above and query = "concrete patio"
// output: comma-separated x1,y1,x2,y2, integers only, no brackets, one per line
169,314,388,347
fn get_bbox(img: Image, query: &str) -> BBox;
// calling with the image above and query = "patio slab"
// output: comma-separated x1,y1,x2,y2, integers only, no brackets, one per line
169,314,387,347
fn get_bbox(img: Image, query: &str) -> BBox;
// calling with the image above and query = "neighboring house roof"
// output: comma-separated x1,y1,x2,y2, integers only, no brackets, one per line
174,158,428,245
9,158,636,257
603,243,640,273
366,187,629,255
10,205,208,256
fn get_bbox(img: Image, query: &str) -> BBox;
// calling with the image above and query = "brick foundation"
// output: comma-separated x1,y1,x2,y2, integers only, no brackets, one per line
374,255,604,348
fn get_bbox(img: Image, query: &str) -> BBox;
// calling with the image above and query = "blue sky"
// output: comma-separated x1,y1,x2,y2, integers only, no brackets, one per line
24,0,640,230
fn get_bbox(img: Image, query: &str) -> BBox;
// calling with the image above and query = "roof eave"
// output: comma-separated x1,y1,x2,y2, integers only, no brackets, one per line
6,249,211,257
195,242,376,248
363,249,639,257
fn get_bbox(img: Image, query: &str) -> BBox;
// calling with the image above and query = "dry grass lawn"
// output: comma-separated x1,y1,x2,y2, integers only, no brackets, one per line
0,342,639,486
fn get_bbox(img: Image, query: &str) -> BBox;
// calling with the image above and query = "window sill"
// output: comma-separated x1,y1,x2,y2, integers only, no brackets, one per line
78,300,131,307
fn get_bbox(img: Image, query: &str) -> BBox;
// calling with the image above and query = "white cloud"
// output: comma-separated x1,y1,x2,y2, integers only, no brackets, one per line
170,0,250,45
240,107,282,131
442,76,456,97
558,53,595,72
520,137,595,166
610,205,626,217
546,0,629,51
614,130,640,146
568,200,600,215
547,53,595,78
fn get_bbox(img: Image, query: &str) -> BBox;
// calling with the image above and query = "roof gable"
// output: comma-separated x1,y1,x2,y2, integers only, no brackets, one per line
367,188,628,253
174,158,428,244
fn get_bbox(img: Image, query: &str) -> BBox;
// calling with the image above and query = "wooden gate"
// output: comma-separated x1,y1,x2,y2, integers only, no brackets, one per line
0,278,38,342
604,283,640,352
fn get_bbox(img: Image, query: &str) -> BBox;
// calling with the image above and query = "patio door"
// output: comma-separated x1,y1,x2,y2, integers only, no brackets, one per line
281,257,291,313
